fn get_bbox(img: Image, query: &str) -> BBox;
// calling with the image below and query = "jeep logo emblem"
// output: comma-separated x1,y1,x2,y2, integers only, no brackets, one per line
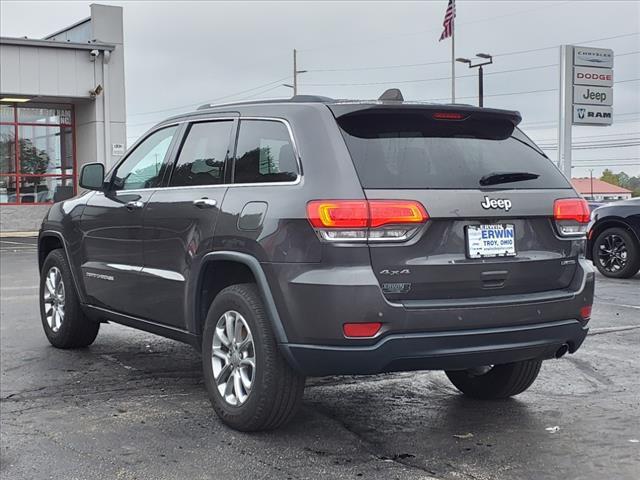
481,196,512,211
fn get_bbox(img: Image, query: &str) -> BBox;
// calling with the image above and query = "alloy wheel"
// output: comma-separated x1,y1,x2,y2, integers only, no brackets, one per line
211,310,255,406
43,266,65,333
597,234,628,273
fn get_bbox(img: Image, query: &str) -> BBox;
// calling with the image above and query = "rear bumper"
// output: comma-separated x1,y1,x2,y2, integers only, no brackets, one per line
282,319,589,376
270,258,594,376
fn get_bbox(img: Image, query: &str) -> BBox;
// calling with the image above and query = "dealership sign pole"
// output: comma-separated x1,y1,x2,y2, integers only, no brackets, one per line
558,45,614,178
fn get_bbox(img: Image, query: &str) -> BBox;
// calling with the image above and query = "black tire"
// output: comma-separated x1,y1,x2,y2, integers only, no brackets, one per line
592,227,640,279
202,283,305,431
445,359,542,399
39,249,99,348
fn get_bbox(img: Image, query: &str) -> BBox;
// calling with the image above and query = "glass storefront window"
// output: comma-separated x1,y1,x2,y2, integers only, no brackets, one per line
1,125,16,174
0,105,14,122
0,104,75,204
18,126,73,174
19,176,74,203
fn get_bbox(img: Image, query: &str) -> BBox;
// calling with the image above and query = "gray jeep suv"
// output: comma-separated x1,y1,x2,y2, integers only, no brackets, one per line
38,94,595,431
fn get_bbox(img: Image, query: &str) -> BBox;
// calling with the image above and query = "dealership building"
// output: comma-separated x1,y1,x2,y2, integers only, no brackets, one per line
0,4,126,232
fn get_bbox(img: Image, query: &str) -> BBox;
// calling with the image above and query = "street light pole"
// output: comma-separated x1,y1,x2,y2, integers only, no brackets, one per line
478,64,484,107
456,53,493,108
590,169,594,199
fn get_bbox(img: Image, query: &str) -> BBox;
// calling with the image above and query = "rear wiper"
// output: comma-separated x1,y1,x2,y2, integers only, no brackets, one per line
479,171,540,186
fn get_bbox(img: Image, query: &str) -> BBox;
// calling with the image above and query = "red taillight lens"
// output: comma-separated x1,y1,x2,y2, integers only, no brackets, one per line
553,198,590,237
307,200,369,228
343,322,382,338
369,200,429,228
554,198,590,223
580,305,592,320
432,112,467,120
307,200,428,229
307,200,428,242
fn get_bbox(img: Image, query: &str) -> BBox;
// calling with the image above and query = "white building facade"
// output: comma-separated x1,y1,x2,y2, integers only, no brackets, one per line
0,4,126,231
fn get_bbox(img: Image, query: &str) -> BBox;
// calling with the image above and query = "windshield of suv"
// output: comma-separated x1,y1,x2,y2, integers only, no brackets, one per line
337,111,570,190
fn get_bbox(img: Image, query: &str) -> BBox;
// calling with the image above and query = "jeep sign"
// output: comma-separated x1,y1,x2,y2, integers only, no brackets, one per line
573,105,613,126
573,46,614,68
573,85,613,106
573,66,614,87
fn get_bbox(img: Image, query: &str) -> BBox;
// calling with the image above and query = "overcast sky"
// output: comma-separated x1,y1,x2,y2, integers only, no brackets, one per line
1,0,639,177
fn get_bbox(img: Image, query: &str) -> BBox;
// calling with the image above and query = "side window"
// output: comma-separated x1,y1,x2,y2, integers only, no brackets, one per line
233,120,298,184
169,121,233,187
112,126,178,190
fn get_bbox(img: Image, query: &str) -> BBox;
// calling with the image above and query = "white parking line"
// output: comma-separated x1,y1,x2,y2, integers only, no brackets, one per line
0,240,36,246
589,325,640,335
597,302,640,310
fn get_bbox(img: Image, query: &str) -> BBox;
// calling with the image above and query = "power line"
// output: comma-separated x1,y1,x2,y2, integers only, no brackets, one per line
302,63,558,87
127,76,291,118
307,49,638,74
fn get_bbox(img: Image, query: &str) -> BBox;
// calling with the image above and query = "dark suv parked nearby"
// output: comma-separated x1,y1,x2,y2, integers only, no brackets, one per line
587,198,640,278
38,94,595,431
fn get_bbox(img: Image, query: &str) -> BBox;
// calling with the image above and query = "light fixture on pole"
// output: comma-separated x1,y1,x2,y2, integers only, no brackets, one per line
456,53,493,107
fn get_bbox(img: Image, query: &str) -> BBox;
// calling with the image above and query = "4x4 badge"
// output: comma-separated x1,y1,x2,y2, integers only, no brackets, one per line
379,269,410,276
481,196,512,212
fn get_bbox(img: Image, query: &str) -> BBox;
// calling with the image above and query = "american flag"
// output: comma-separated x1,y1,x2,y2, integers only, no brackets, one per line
439,0,456,41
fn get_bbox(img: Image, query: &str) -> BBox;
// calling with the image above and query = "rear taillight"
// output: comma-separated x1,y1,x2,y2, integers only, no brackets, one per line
553,198,590,237
307,199,428,242
580,305,592,321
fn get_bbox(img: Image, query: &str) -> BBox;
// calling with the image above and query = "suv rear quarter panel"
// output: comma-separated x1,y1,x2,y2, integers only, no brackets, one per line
212,104,374,342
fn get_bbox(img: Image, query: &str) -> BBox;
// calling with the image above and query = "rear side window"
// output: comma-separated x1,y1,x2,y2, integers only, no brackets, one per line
170,121,233,187
337,112,570,190
233,120,298,184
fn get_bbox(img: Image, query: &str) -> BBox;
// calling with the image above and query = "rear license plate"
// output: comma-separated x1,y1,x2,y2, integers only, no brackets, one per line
466,224,516,259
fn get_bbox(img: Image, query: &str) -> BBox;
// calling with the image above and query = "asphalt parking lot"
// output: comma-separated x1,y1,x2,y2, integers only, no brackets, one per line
1,237,638,480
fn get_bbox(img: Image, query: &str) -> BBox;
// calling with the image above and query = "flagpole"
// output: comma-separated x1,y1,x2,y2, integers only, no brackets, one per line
451,23,455,103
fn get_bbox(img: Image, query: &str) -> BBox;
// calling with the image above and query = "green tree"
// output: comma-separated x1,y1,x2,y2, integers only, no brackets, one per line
600,169,619,186
599,170,640,197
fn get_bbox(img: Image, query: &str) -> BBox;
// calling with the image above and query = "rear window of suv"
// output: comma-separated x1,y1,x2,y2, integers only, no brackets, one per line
336,111,570,190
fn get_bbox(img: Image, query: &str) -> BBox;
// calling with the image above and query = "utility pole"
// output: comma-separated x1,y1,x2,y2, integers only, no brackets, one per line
293,49,298,96
283,49,307,97
456,53,493,107
589,169,594,200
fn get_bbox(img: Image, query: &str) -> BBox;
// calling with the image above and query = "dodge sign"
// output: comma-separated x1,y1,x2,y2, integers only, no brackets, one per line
573,66,614,87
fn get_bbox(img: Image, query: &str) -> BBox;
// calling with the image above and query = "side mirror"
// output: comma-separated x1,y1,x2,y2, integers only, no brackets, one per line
79,163,105,191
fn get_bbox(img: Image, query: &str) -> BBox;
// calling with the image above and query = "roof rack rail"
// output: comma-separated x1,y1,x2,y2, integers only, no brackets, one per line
196,95,335,111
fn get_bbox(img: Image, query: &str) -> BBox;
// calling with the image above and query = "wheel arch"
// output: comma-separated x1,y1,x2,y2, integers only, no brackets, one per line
189,252,289,346
588,218,640,259
38,230,86,303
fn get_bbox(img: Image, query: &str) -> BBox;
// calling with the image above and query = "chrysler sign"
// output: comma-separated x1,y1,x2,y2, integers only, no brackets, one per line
574,46,614,68
573,105,613,125
573,66,614,87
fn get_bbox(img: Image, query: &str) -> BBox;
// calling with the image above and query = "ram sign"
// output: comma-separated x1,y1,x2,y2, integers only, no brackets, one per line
573,104,613,125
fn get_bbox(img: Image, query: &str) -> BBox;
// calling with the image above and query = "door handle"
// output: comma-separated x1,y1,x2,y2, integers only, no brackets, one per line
125,200,144,211
193,198,217,209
